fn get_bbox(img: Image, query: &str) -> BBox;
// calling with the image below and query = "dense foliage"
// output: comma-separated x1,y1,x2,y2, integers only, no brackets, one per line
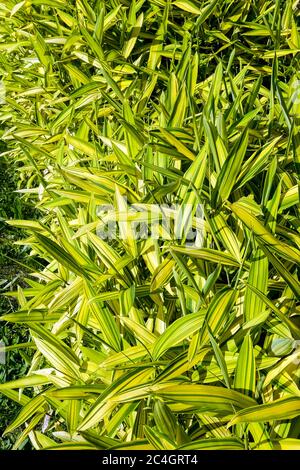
0,0,300,450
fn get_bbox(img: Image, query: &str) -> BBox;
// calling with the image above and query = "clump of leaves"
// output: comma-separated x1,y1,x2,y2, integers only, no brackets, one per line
0,0,300,451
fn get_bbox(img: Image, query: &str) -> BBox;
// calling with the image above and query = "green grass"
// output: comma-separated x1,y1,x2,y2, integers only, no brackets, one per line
0,0,299,451
0,152,33,449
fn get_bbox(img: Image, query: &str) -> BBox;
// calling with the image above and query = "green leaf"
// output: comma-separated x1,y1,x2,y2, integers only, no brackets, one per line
152,312,204,359
234,334,256,397
4,394,46,436
154,383,256,414
229,397,300,426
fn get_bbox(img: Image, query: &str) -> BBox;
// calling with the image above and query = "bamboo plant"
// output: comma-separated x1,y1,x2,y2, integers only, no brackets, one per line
0,0,299,450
